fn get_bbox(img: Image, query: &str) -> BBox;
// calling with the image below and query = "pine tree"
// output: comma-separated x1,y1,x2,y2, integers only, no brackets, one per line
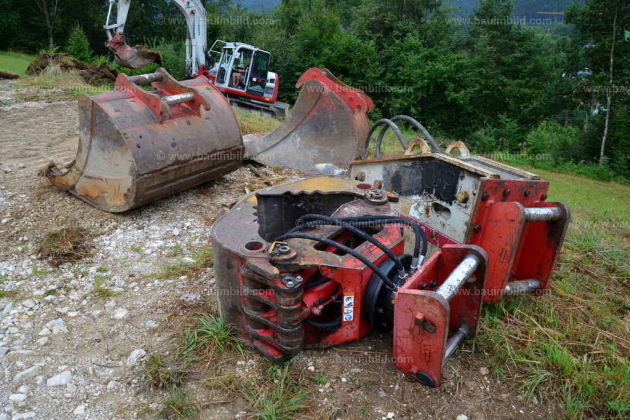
66,25,91,62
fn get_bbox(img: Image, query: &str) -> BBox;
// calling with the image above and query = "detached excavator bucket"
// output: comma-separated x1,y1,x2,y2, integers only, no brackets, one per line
45,68,243,213
243,68,374,174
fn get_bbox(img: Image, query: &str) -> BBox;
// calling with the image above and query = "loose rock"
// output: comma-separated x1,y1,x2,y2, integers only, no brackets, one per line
46,370,72,387
112,308,128,320
126,349,147,367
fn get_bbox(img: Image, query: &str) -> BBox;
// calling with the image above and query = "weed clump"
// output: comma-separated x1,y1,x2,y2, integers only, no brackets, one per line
35,227,90,266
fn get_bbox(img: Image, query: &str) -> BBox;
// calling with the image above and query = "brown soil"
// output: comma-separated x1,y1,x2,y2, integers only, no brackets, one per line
0,71,19,80
26,53,118,85
133,45,162,64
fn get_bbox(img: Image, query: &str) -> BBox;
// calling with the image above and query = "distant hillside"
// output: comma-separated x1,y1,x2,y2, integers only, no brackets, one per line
234,0,280,11
236,0,585,21
450,0,586,20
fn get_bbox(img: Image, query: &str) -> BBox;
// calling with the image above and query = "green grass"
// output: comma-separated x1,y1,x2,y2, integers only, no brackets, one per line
475,167,630,419
245,364,309,420
177,315,242,363
313,373,327,385
13,70,110,100
162,386,198,419
0,51,35,74
154,246,214,279
144,354,184,390
91,274,118,299
0,290,18,298
145,315,244,418
234,106,281,136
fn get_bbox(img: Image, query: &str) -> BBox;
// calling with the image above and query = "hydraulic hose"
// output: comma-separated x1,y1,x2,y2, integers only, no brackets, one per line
286,214,406,276
305,318,342,329
275,232,398,291
296,215,428,269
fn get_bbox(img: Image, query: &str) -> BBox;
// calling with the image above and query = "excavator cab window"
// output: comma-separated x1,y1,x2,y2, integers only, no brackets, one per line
230,48,253,89
217,47,234,84
246,50,270,97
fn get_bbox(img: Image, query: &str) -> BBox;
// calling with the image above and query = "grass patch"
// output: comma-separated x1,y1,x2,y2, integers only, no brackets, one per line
155,246,213,279
145,315,245,418
245,364,309,420
13,70,109,100
234,106,281,136
177,315,242,363
313,373,327,385
130,245,145,256
35,227,90,266
144,354,185,390
162,386,198,419
0,290,18,298
0,51,35,74
498,155,629,184
474,167,630,419
91,274,118,299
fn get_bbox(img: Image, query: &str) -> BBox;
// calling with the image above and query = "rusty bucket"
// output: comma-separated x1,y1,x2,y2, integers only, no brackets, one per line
243,68,374,174
45,68,243,213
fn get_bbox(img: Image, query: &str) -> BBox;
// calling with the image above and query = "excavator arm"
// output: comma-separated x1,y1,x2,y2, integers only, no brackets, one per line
104,0,207,76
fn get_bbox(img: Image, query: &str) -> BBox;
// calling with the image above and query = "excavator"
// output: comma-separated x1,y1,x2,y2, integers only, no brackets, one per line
103,0,288,117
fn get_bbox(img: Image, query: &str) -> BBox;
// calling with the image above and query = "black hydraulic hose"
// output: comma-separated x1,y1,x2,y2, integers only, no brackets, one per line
297,215,428,268
305,318,342,329
295,217,422,265
286,214,406,276
389,115,442,154
361,118,408,159
339,216,427,260
275,232,398,291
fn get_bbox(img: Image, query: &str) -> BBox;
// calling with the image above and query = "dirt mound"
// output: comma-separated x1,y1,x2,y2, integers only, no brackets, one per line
26,53,119,86
26,53,88,75
81,63,118,85
0,71,19,79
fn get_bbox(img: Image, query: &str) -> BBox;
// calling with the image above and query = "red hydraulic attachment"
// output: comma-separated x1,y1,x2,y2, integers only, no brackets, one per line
212,166,570,386
349,153,571,303
212,178,407,361
394,245,487,387
468,184,570,302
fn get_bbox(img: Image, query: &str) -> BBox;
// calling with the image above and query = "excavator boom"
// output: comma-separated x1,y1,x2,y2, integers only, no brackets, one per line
104,0,206,75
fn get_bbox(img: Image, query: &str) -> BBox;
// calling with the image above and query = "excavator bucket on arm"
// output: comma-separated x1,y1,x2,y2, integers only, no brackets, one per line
44,68,243,213
106,33,161,69
243,68,374,174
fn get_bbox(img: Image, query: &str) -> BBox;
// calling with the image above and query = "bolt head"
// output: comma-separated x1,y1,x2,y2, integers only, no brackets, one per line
278,245,291,255
422,320,437,333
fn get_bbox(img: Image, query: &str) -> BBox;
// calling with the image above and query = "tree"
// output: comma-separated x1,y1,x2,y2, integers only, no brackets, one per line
66,25,92,62
462,0,569,148
567,0,630,169
34,0,60,48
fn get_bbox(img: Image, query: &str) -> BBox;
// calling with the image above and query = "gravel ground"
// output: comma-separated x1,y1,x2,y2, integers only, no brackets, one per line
0,78,561,419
